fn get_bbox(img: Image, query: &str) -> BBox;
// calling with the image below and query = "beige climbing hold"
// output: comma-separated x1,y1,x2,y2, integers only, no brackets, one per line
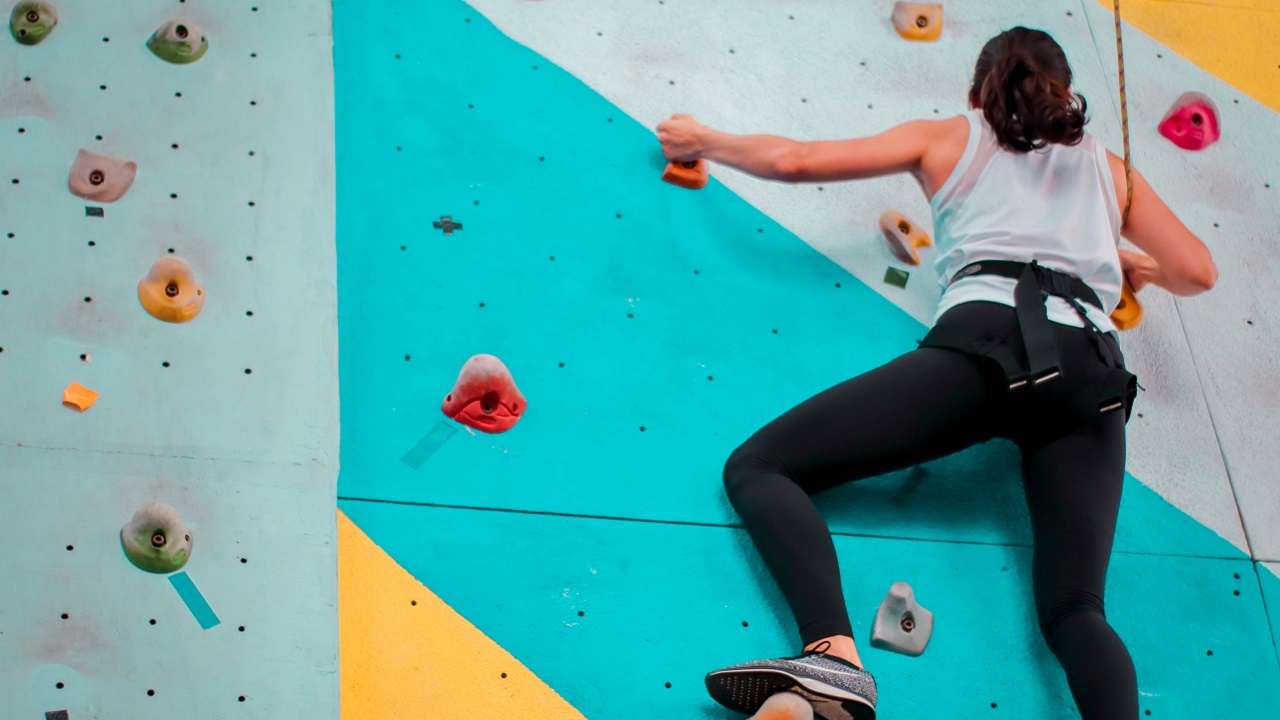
68,149,137,203
879,210,932,266
62,382,99,411
138,256,205,323
892,2,943,42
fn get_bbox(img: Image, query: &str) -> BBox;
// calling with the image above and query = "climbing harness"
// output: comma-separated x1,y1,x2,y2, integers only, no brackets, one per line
919,260,1139,423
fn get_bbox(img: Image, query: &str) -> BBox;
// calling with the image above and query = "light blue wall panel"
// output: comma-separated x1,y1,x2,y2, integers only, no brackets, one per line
0,1,338,718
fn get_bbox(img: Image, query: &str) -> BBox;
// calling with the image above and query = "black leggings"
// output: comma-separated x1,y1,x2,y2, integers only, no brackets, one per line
723,302,1137,719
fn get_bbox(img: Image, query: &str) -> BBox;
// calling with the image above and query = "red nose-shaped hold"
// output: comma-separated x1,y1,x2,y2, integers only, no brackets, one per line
1158,92,1220,151
441,354,526,434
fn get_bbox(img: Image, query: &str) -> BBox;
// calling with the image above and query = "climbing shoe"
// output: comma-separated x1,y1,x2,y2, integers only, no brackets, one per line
705,648,877,720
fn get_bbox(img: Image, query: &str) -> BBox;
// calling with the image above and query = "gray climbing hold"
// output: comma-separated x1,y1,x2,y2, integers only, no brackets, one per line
870,581,933,656
748,691,813,720
120,501,193,573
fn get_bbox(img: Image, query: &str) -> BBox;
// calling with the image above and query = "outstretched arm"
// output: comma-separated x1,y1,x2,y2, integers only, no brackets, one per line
657,114,935,183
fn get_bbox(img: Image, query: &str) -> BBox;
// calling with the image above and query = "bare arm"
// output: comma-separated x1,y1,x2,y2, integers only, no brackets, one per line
657,115,940,185
1108,151,1217,295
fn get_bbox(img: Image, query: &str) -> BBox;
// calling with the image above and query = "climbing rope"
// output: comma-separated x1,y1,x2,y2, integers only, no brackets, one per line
1112,0,1134,225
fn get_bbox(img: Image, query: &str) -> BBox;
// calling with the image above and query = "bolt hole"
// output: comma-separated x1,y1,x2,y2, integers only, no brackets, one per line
66,544,74,551
89,170,105,186
176,24,189,39
915,15,929,28
56,682,65,689
165,282,180,298
480,391,500,413
149,619,157,625
898,220,911,234
664,681,672,689
26,10,39,22
162,361,170,368
61,613,69,620
148,689,155,697
1191,113,1203,126
577,610,585,617
151,531,166,548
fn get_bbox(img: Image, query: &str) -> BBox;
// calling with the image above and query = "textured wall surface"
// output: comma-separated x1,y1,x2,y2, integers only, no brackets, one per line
0,1,338,718
334,1,1280,718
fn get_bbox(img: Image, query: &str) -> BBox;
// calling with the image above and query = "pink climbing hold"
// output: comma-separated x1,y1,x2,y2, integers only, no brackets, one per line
1158,92,1220,151
441,354,526,434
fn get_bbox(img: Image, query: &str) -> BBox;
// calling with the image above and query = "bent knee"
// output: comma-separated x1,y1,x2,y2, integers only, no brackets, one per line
1038,588,1106,641
722,443,783,500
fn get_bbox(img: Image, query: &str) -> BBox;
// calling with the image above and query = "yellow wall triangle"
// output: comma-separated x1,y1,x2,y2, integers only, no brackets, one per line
1099,0,1280,112
338,510,586,720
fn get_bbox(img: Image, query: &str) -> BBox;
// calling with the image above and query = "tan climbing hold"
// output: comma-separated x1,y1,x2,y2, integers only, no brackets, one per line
68,149,137,203
879,210,932,266
662,159,708,190
892,2,943,42
1110,279,1143,331
62,382,98,411
138,256,205,323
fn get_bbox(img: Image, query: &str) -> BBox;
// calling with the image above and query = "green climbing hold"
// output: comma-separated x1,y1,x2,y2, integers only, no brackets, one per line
147,19,208,64
9,1,58,45
121,501,193,574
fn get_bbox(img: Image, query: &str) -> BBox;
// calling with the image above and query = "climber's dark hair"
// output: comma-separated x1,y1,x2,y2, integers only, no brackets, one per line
969,27,1088,153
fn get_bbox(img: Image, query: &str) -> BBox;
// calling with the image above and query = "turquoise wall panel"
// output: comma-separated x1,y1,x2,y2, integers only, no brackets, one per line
341,499,1280,719
333,0,1235,560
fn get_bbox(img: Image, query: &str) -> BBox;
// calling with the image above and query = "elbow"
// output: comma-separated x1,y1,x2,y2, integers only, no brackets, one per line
1194,262,1218,292
771,145,810,182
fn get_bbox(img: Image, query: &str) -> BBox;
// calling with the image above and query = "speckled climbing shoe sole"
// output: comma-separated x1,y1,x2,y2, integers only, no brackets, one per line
705,657,877,720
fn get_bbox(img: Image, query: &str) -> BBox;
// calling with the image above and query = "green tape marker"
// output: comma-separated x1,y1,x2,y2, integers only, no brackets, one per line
169,571,220,629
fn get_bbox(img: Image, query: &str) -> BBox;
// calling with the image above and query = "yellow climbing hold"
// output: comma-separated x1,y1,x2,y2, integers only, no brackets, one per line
892,2,943,42
138,256,205,323
1110,279,1143,331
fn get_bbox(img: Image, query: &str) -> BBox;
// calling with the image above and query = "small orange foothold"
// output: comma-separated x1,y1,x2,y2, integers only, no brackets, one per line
62,382,99,411
138,256,205,323
879,210,933,266
892,2,943,42
1110,279,1143,331
662,159,708,190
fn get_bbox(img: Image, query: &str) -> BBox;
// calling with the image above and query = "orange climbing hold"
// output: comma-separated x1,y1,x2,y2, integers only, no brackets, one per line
892,2,943,42
1110,279,1143,331
442,354,526,434
62,382,98,411
662,159,708,190
879,210,932,266
138,256,205,323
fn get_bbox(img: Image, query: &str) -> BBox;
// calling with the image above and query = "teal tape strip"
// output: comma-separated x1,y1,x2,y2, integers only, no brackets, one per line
401,418,460,470
169,571,220,629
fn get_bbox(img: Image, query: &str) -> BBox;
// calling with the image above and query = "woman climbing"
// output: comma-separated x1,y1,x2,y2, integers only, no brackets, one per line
657,26,1216,720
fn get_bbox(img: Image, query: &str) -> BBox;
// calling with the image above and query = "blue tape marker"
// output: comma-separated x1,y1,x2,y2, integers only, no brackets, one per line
169,571,220,629
401,418,459,469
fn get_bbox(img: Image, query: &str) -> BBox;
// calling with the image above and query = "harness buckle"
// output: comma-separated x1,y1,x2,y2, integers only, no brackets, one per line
1033,367,1062,385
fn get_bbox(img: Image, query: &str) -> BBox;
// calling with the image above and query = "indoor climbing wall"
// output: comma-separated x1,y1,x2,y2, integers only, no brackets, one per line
334,1,1280,719
0,2,338,719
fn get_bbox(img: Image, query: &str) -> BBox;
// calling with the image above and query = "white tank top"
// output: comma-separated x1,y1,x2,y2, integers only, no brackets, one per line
929,109,1124,332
